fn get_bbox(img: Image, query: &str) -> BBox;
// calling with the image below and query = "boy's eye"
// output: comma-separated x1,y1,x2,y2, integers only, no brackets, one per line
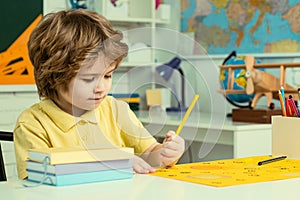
82,77,95,82
104,74,112,79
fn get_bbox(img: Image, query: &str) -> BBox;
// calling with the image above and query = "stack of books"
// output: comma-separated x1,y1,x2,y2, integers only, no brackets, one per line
26,146,134,186
109,93,140,111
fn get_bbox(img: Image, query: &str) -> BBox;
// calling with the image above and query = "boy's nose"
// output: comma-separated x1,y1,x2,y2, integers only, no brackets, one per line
94,80,105,93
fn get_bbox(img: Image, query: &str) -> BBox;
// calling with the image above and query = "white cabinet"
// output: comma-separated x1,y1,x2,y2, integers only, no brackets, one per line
93,0,172,108
1,140,17,180
0,91,39,180
94,0,170,67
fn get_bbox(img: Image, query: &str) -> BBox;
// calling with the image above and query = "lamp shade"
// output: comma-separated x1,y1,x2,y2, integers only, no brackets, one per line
156,57,182,81
155,57,187,112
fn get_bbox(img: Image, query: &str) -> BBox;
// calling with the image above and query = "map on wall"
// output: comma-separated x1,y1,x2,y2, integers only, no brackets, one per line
181,0,300,54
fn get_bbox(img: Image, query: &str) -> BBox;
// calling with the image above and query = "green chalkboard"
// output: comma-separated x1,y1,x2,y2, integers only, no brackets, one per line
0,0,43,52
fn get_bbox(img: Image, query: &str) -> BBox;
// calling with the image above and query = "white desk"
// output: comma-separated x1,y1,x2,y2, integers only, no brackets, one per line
136,111,272,161
1,174,300,200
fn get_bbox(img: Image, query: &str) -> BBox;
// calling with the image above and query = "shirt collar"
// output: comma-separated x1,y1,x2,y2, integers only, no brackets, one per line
40,98,98,132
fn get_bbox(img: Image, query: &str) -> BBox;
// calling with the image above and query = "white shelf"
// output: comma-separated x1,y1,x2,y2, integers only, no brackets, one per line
155,19,170,24
0,85,37,92
107,17,169,24
119,60,161,67
107,17,153,23
119,62,151,67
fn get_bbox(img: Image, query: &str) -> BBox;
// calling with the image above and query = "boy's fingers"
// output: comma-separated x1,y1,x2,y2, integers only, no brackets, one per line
160,147,178,158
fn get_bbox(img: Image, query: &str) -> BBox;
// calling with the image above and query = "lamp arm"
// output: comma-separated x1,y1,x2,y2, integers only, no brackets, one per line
178,68,185,108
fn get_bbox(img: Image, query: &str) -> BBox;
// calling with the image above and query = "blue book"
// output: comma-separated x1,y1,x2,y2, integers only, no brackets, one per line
26,159,132,175
109,93,139,98
26,168,133,186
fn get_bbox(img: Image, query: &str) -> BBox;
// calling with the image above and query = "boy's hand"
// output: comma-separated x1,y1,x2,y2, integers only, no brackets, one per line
132,155,156,174
160,131,185,167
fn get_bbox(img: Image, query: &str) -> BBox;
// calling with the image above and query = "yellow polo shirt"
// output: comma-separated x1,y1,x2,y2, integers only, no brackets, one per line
14,96,157,179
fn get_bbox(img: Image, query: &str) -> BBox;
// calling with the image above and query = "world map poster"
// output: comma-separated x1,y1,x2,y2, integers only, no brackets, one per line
181,0,300,54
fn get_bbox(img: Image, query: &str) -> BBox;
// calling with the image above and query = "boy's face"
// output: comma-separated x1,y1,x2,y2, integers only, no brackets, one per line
56,55,116,116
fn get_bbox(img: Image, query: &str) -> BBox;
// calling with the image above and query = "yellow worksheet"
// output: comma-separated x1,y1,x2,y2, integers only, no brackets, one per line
151,156,300,187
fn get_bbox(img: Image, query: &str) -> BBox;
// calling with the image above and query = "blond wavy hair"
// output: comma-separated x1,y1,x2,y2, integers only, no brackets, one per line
28,9,128,100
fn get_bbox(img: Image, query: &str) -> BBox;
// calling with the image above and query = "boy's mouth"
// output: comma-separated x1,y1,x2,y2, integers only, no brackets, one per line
88,96,105,101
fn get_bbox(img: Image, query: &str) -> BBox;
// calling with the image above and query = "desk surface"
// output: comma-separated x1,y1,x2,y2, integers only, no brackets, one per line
1,174,300,200
135,111,271,131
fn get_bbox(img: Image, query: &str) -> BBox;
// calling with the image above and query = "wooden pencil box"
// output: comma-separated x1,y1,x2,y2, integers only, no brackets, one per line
272,116,300,159
232,109,282,124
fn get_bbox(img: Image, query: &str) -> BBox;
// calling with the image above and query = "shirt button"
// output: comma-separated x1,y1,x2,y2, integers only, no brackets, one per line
78,120,85,125
81,135,88,141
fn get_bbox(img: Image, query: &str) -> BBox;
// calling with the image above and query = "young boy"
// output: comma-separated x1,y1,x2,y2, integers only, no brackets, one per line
14,9,185,180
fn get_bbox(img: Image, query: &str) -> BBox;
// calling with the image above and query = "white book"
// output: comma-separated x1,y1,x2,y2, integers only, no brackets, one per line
26,159,132,175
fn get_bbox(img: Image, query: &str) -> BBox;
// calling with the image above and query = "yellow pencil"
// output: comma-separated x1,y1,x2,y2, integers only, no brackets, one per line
176,94,199,135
